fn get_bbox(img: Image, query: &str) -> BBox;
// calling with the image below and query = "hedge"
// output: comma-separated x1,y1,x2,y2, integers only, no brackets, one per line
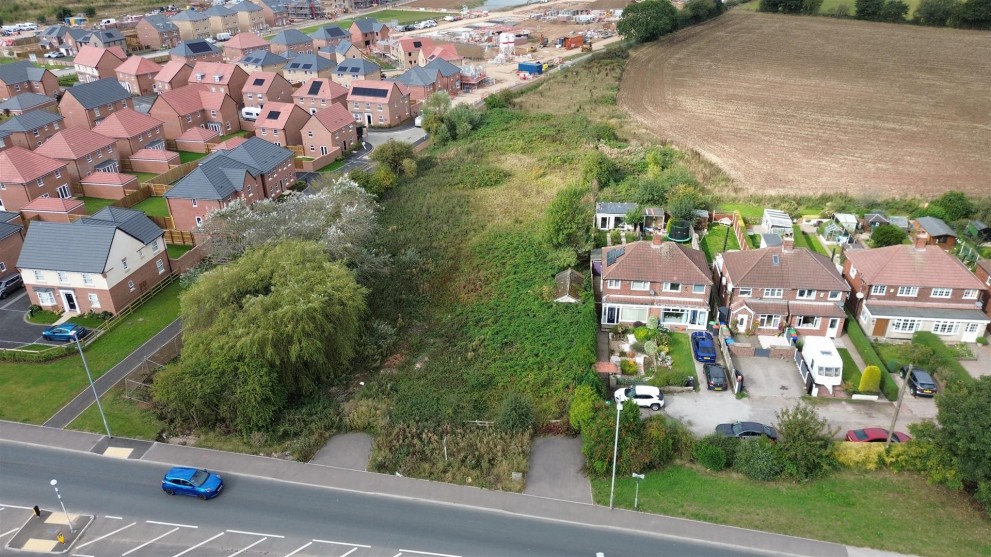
844,315,899,401
911,332,973,387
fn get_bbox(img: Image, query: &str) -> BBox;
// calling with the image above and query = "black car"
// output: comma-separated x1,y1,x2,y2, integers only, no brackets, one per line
0,274,23,299
715,421,778,441
703,363,728,391
901,366,938,398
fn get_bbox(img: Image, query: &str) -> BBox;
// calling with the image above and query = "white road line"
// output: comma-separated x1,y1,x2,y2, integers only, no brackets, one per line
398,550,461,557
173,532,225,557
1,291,28,309
227,529,284,538
121,527,179,556
147,520,197,529
228,537,267,556
73,554,96,557
76,522,136,548
312,539,371,548
0,504,32,510
283,542,311,557
105,515,123,520
338,548,359,557
0,528,17,539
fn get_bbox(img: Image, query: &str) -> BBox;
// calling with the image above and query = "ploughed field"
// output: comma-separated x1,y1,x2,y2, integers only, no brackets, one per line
618,10,991,197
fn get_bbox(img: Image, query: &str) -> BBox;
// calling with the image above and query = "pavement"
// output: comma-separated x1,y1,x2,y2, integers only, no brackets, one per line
960,341,991,379
523,436,592,504
310,432,373,470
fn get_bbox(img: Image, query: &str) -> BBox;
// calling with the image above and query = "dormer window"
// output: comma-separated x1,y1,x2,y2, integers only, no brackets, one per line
196,73,205,81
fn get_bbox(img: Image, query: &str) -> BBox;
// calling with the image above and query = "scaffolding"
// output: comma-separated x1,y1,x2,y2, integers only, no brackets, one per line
286,0,327,21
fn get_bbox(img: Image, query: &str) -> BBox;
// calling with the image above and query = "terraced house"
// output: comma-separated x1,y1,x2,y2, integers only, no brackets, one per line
17,207,172,315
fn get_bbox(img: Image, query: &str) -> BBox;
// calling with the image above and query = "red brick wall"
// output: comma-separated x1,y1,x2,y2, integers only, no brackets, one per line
0,167,70,213
60,148,121,184
167,198,225,231
59,96,129,130
0,232,24,276
6,125,61,150
129,157,174,173
259,156,295,198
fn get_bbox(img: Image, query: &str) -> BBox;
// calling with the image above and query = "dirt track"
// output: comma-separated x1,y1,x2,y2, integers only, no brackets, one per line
618,11,991,197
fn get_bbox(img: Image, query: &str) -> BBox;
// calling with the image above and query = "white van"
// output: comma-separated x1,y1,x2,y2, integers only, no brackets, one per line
241,106,261,121
100,18,118,26
414,115,423,128
215,32,232,42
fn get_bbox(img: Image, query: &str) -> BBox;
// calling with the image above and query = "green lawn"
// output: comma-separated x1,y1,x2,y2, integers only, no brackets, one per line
26,310,61,325
316,159,346,173
792,225,830,256
0,281,183,424
593,465,991,557
716,202,762,223
133,172,158,184
166,244,193,259
838,347,861,387
132,196,170,217
69,385,165,440
667,332,697,379
701,224,741,263
80,197,116,215
178,151,208,164
216,130,249,142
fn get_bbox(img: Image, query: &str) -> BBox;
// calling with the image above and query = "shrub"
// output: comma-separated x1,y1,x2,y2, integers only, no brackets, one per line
620,359,638,375
845,317,900,400
632,326,653,342
342,398,389,434
734,438,784,481
834,442,887,471
568,384,602,433
975,481,991,519
977,336,989,346
858,365,882,393
497,393,535,433
775,402,837,480
692,435,734,471
912,332,974,387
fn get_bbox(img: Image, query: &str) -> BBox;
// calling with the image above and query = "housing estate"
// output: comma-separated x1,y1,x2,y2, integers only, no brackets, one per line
333,59,381,89
73,45,128,84
0,61,59,101
0,212,24,276
253,102,309,147
0,147,70,212
202,5,240,38
171,39,223,65
223,33,271,62
395,59,461,104
243,72,295,108
349,19,390,48
237,50,288,74
309,25,349,49
135,15,181,50
292,78,347,114
0,111,64,149
148,84,240,140
283,53,335,84
231,1,266,34
154,61,194,92
0,93,58,117
190,62,249,105
300,104,357,158
249,0,289,28
172,10,212,41
34,128,120,184
347,81,410,127
269,29,313,57
115,56,164,96
58,78,131,130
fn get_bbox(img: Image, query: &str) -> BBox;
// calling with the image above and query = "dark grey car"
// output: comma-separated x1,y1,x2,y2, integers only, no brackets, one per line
0,274,23,299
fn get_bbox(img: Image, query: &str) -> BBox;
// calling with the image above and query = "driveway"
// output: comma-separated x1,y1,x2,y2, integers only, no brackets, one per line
364,124,427,148
0,291,51,349
524,436,591,503
310,432,373,471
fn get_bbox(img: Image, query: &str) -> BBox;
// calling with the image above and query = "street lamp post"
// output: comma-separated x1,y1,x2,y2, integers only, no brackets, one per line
50,479,74,534
609,401,622,510
73,332,111,439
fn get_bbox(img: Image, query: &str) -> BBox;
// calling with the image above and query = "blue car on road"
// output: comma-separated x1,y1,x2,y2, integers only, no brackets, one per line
41,323,88,342
162,467,224,500
690,331,717,363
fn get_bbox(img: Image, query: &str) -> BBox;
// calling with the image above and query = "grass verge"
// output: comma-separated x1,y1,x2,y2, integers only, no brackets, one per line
69,386,165,439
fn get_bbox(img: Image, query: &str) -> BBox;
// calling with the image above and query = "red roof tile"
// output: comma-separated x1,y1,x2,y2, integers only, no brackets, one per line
115,56,164,76
73,45,126,68
79,171,138,186
720,247,848,291
308,104,353,133
130,148,179,161
35,128,115,160
177,127,219,142
93,108,163,138
156,84,212,115
291,77,346,101
212,136,248,150
155,60,192,83
0,147,66,183
190,61,243,86
347,80,400,102
224,33,269,50
242,71,281,94
845,245,986,290
602,241,712,285
21,197,85,212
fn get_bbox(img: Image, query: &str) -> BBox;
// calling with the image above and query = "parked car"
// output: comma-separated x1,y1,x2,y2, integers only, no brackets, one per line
690,331,717,363
703,363,728,391
43,51,65,58
161,467,224,500
715,421,778,440
0,273,23,299
614,385,665,411
901,366,938,398
845,428,911,443
41,323,88,342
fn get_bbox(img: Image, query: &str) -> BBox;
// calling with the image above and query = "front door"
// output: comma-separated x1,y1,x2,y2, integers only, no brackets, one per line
365,113,373,126
604,306,618,325
826,317,840,338
736,314,748,332
60,290,78,312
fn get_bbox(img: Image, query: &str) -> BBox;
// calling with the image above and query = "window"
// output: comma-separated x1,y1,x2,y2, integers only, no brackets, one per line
195,216,203,227
897,286,919,297
620,307,648,323
0,262,4,272
151,240,160,254
795,315,820,328
127,280,135,292
225,121,231,131
260,128,267,135
138,248,145,259
870,285,886,295
931,321,959,335
320,145,329,156
156,259,166,274
86,153,93,163
693,284,705,294
186,114,193,123
106,144,112,154
37,289,56,305
663,282,681,292
210,110,217,117
33,270,45,281
273,129,279,136
758,314,781,328
931,288,952,298
965,323,981,334
36,178,44,187
763,288,783,298
631,281,649,291
737,287,752,297
94,107,100,117
796,289,816,299
121,258,129,271
54,169,61,179
962,289,979,300
88,293,100,308
191,198,198,207
56,185,70,198
891,319,921,333
309,145,315,152
827,290,842,300
33,128,40,137
606,280,620,289
56,271,69,284
82,273,94,285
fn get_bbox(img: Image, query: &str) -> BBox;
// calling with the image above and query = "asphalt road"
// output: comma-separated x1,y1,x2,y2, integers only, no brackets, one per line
0,442,768,557
0,291,51,348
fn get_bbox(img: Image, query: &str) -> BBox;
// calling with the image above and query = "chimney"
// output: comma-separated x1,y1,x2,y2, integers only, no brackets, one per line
782,235,794,252
914,232,929,251
651,234,661,248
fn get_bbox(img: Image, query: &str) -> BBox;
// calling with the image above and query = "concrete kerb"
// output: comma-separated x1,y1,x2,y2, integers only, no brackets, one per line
0,422,847,557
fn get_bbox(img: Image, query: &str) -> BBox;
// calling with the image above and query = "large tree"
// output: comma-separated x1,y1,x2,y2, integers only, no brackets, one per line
937,377,991,487
153,240,367,435
870,223,908,247
915,0,958,24
617,0,679,43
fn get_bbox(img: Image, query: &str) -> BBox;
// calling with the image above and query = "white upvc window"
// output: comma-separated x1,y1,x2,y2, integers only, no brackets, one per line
827,290,842,300
127,280,135,292
796,289,816,300
630,281,649,291
931,321,959,335
121,258,129,271
737,287,752,298
82,273,94,285
663,282,681,292
897,286,919,297
33,270,45,281
37,289,56,305
891,319,921,333
795,315,821,328
191,199,198,207
151,240,160,253
931,288,952,298
56,271,69,284
964,323,980,334
156,259,166,274
763,288,783,298
758,314,781,328
606,280,620,289
870,284,886,295
962,289,979,300
88,293,100,308
693,284,706,294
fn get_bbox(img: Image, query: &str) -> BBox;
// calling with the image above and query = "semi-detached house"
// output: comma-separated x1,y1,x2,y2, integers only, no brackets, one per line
0,147,69,212
58,78,132,130
34,128,119,185
0,111,64,150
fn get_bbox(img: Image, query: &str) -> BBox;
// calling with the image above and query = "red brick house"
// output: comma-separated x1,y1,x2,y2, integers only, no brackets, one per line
395,59,461,105
17,207,172,315
714,241,850,338
35,128,120,184
0,92,58,117
254,102,309,147
0,61,60,101
93,108,168,159
269,29,313,57
843,240,989,343
243,72,295,109
249,0,288,28
189,62,250,105
301,104,357,158
58,78,132,130
223,33,270,62
347,80,410,127
912,216,958,251
418,43,463,67
293,77,347,115
976,260,991,331
154,60,194,93
392,37,435,70
0,147,71,212
149,84,240,140
135,15,181,50
19,197,86,223
333,59,381,89
0,213,24,278
309,25,349,50
349,19,390,49
115,56,163,96
0,111,64,150
170,39,224,65
73,45,128,84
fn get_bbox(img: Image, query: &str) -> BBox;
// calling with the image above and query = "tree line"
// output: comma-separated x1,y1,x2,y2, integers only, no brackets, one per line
759,0,991,29
617,0,728,44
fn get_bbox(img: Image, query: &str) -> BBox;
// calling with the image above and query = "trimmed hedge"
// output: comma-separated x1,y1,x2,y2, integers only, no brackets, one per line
911,332,973,387
844,315,899,401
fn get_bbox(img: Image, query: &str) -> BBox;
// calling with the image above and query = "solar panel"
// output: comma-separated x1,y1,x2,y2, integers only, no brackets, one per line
306,80,322,95
352,87,388,98
266,111,281,120
605,247,625,266
301,64,312,70
252,78,265,86
186,41,213,54
287,63,299,69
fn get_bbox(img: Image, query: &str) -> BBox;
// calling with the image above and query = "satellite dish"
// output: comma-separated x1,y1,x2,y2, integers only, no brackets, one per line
856,292,864,299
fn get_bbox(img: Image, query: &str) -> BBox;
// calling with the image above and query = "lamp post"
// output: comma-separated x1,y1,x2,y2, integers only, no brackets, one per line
50,479,74,534
73,331,111,439
609,401,622,510
632,473,645,510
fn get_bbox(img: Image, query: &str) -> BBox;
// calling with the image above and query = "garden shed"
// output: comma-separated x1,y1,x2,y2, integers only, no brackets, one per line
553,269,584,303
967,220,991,242
761,208,792,235
595,202,638,230
833,213,858,233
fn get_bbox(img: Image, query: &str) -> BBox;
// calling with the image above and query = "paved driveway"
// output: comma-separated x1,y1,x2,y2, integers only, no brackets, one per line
0,291,51,348
310,432,373,471
524,436,591,503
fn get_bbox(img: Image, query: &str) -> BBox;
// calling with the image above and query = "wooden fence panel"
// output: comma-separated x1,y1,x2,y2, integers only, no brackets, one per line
111,186,152,209
163,229,196,246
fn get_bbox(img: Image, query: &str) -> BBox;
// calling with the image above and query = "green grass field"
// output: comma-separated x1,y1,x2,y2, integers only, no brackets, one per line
69,386,165,439
292,10,448,35
701,224,741,262
80,197,116,215
132,196,170,217
735,0,921,17
178,151,208,164
166,244,193,259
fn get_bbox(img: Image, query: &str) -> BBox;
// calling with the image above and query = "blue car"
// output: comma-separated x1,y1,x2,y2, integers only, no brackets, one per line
41,323,88,342
690,331,717,363
162,467,224,500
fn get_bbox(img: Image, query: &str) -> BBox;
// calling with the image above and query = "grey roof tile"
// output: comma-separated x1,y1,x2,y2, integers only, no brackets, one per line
165,154,254,200
285,53,333,71
0,221,22,241
241,50,287,66
271,29,311,45
82,207,162,244
63,78,130,109
0,92,55,111
396,66,437,87
0,61,47,85
142,15,179,32
224,136,292,173
915,216,956,237
336,58,380,74
18,222,116,273
171,39,221,57
0,110,63,132
424,58,460,77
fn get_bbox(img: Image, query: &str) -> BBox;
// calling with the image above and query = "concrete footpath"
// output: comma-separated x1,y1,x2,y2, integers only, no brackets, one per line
0,421,855,557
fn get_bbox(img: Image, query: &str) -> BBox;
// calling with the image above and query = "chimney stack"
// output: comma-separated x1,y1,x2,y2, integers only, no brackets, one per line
782,235,794,252
652,234,662,247
914,232,929,251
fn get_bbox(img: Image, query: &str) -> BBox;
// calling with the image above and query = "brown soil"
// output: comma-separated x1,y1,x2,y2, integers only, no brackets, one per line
618,11,991,197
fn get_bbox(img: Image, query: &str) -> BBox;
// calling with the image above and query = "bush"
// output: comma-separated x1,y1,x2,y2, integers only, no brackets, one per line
568,384,602,433
692,435,732,471
912,332,974,387
633,326,654,342
620,359,638,375
734,438,785,481
858,365,882,393
775,402,837,480
978,336,989,346
845,317,900,400
834,442,887,471
497,393,535,433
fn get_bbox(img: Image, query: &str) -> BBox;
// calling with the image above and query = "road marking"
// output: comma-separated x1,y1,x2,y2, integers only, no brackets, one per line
338,548,360,557
228,537,267,556
227,529,284,538
0,291,28,309
105,515,122,520
173,532,224,556
0,528,17,539
76,522,136,548
148,520,197,529
396,550,461,557
312,539,371,548
0,504,32,510
122,527,179,556
283,542,311,557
